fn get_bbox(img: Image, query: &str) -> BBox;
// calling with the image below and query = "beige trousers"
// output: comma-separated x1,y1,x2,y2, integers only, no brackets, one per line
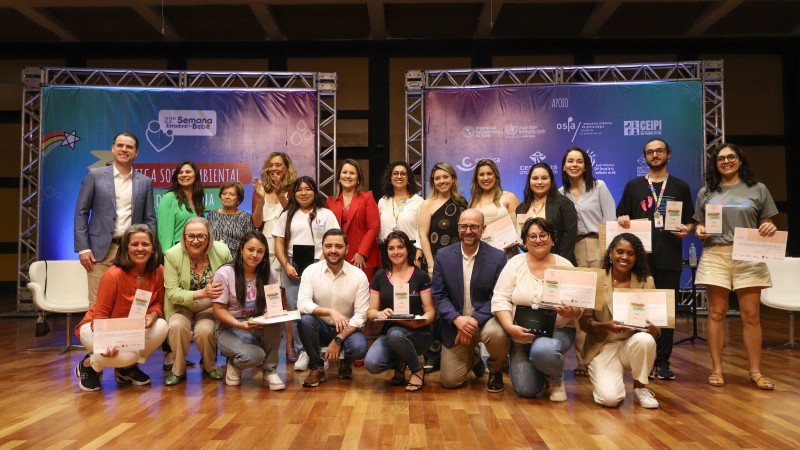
87,243,119,306
440,317,510,389
168,307,217,375
574,235,602,367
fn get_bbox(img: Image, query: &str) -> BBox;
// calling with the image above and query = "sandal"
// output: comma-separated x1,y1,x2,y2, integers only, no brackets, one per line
749,372,775,390
406,370,424,392
574,367,589,377
708,371,725,387
390,362,407,386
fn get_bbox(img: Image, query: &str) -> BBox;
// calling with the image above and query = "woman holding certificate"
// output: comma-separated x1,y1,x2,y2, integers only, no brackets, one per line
694,143,778,390
364,230,435,391
579,233,660,409
490,217,581,401
468,159,521,257
273,176,339,371
516,163,578,265
163,217,232,386
74,224,168,392
326,159,380,281
558,147,617,377
212,230,285,390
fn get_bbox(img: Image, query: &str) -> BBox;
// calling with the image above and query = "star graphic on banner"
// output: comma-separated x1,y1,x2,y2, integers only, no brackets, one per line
60,130,80,149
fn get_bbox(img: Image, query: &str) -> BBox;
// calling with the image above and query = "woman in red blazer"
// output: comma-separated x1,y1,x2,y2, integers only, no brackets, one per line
326,159,380,281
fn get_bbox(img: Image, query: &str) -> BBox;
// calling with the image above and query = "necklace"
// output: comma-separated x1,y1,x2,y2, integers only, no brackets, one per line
530,199,546,217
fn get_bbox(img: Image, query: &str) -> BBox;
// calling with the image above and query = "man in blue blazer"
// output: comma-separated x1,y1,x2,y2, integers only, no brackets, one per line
74,131,156,304
431,208,510,392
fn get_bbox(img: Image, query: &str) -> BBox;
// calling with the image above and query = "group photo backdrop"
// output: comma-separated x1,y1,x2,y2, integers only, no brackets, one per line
40,86,318,260
424,81,705,204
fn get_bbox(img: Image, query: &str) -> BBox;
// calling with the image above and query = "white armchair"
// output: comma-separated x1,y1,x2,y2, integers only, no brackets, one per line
27,260,90,354
762,257,800,349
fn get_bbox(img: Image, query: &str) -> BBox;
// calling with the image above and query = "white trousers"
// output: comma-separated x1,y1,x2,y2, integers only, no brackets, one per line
79,319,168,371
587,332,656,407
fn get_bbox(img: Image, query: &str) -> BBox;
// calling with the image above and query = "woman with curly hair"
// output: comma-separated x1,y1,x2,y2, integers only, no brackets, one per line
579,233,660,409
694,143,779,390
376,161,424,264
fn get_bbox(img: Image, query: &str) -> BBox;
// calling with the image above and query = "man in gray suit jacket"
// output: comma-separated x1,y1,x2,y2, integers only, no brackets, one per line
74,131,156,304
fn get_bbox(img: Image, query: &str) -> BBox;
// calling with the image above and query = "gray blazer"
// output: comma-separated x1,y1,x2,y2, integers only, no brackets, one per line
73,165,156,258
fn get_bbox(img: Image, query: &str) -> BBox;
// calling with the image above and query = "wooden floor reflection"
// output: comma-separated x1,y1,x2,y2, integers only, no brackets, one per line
1,307,799,449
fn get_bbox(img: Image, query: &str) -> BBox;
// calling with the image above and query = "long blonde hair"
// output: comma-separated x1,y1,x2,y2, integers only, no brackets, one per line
468,159,503,208
428,162,466,207
259,152,297,192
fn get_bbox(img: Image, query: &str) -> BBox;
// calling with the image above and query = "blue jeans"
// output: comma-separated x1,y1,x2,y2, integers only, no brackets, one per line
216,322,282,373
510,327,576,398
364,326,432,374
297,314,367,370
281,260,303,354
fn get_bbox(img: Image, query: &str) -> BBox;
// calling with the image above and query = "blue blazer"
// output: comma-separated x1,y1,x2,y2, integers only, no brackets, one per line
431,241,507,348
74,165,156,258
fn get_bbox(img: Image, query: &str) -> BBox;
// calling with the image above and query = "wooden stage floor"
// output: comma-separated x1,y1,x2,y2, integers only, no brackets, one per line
1,308,799,449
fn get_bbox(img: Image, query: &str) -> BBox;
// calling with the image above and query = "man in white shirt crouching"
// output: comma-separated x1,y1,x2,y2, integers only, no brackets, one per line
297,229,369,387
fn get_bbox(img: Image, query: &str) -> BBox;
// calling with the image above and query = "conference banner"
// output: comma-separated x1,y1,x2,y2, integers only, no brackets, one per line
424,81,704,286
40,86,317,260
424,82,704,204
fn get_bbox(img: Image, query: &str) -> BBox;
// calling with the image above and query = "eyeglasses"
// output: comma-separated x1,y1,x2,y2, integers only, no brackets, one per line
458,224,481,232
185,234,208,242
527,233,550,242
645,149,667,156
717,154,738,163
392,172,408,178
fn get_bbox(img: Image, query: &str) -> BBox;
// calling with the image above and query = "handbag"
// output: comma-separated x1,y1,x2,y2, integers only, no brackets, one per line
35,312,51,337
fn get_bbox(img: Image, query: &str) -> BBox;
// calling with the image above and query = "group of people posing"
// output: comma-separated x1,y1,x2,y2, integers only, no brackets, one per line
71,131,780,408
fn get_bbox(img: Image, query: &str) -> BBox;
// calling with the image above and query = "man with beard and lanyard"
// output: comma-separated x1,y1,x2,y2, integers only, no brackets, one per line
616,138,694,381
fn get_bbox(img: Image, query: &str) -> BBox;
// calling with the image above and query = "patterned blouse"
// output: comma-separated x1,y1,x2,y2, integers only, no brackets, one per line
207,209,254,259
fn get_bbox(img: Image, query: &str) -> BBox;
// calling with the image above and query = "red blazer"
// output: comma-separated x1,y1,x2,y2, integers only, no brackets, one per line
326,191,380,269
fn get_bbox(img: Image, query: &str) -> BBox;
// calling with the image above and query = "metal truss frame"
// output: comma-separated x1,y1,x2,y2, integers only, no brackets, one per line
405,61,724,188
16,67,337,311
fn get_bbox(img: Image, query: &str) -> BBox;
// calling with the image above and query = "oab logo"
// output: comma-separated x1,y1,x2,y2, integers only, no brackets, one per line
556,117,576,132
529,152,546,164
462,126,476,139
456,156,500,172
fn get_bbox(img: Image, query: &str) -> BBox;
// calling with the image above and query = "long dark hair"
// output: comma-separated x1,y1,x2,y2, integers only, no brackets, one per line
520,162,559,212
381,161,419,198
379,230,416,270
602,233,650,281
560,147,597,192
232,230,271,316
168,161,205,216
114,224,163,273
280,176,325,254
704,142,758,193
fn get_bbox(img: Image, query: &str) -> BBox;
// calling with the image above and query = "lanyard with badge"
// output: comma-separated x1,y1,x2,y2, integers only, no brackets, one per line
646,174,668,228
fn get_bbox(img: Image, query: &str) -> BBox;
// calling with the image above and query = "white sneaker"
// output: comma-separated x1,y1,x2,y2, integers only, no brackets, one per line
549,380,567,402
633,387,659,409
225,363,241,386
264,372,286,391
294,351,309,371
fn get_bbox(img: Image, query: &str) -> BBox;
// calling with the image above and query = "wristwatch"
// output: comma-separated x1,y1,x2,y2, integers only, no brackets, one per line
333,336,344,346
